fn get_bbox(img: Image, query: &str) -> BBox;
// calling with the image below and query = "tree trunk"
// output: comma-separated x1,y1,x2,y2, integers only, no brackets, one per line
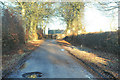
28,20,38,40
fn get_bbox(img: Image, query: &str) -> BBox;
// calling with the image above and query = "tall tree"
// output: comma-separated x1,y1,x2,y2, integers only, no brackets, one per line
58,2,85,35
14,2,54,40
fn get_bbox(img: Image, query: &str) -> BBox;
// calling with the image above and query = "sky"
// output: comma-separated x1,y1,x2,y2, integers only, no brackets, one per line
47,17,66,30
83,4,118,32
45,16,67,34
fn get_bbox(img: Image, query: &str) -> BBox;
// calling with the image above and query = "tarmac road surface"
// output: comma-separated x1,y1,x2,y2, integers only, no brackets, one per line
7,40,95,78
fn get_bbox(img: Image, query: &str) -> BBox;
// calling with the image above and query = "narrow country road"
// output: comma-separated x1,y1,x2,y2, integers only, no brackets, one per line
7,40,95,78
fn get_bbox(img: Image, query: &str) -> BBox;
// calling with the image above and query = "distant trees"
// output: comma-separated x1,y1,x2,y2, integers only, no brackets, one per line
15,2,54,41
2,1,119,42
58,1,119,35
58,2,85,35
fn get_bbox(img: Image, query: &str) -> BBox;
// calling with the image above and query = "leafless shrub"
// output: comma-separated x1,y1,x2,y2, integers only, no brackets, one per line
2,9,25,53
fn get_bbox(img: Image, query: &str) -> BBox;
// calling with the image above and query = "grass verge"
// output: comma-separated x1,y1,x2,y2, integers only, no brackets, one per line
56,40,119,79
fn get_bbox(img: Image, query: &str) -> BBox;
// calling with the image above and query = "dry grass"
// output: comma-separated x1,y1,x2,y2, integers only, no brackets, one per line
56,40,71,45
57,40,109,65
56,40,119,78
65,47,110,65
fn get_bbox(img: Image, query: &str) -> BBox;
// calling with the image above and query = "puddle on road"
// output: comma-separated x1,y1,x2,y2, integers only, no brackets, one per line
61,49,64,51
22,72,42,78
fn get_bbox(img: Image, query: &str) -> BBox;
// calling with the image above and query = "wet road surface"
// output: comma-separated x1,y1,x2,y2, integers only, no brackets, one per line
8,40,95,78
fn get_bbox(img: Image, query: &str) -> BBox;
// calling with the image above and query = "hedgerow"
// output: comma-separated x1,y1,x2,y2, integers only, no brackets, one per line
64,32,119,54
2,9,25,53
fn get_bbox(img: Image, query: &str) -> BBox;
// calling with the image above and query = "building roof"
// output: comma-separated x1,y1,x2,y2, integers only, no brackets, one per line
48,30,64,34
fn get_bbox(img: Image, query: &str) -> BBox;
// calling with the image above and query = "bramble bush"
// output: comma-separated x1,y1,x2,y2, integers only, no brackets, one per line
2,9,25,53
